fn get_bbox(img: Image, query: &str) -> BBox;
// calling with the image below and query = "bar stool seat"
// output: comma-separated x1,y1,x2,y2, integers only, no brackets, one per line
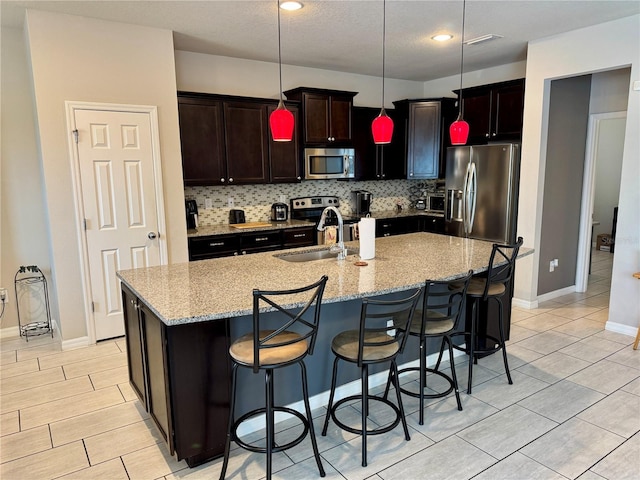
219,276,328,480
322,289,422,467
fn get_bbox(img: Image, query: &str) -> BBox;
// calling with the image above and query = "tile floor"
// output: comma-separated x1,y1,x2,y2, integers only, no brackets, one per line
1,250,639,479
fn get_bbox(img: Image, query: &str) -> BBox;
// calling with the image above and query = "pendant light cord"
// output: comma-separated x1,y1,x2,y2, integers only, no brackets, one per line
381,0,387,109
458,0,466,118
277,0,284,103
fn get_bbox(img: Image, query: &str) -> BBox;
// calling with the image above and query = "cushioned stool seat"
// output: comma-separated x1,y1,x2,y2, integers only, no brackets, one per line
230,330,308,366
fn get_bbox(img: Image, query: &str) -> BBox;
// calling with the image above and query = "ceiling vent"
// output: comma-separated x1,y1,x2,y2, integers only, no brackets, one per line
464,34,503,46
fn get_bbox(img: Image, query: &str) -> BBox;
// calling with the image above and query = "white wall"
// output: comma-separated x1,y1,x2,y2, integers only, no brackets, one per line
0,27,54,334
24,10,187,343
175,51,425,107
516,15,639,333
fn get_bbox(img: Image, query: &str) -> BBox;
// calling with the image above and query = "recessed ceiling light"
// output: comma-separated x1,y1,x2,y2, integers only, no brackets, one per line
280,1,303,10
432,34,453,42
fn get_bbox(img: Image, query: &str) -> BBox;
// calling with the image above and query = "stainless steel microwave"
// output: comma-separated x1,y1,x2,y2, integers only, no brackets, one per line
304,148,355,180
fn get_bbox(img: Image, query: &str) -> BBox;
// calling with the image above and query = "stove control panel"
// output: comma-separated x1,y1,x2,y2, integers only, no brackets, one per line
290,196,340,210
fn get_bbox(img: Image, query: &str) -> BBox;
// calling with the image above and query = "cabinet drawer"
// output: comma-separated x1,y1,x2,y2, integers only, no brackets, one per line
283,227,316,247
423,216,445,234
239,231,282,253
188,235,240,261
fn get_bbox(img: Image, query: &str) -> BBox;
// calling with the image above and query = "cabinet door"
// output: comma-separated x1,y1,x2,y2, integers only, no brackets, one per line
122,286,146,407
462,92,492,144
224,102,269,184
303,93,331,144
329,95,353,143
380,108,407,180
423,215,445,234
239,230,282,254
283,227,316,247
407,102,441,179
352,107,378,180
492,82,524,139
141,305,174,453
178,98,226,186
268,104,301,183
188,235,240,261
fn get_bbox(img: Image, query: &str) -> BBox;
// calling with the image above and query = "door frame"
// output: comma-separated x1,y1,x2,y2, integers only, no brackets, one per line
575,111,626,291
65,101,168,343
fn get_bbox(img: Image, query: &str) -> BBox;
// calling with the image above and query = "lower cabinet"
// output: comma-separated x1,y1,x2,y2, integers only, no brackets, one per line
422,215,445,233
122,284,231,467
375,215,445,238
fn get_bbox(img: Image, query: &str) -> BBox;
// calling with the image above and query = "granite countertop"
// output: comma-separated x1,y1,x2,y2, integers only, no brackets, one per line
118,232,533,327
187,219,313,237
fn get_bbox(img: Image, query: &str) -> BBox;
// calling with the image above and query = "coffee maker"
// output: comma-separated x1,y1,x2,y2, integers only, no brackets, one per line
352,190,373,216
185,200,198,229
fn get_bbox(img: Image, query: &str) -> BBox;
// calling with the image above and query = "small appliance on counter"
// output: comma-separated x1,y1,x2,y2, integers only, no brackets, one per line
352,190,373,216
270,202,288,222
229,209,246,224
415,198,427,210
186,199,198,229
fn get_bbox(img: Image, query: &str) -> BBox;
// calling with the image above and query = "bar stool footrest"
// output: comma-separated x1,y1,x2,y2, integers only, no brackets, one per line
232,406,309,454
330,395,401,436
396,367,455,399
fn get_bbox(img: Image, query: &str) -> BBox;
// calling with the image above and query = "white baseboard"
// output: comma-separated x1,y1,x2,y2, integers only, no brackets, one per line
537,286,576,303
512,298,539,310
0,326,20,339
235,348,466,437
61,336,91,350
605,321,638,338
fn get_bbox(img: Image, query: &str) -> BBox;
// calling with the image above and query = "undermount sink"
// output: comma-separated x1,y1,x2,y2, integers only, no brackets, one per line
275,247,358,263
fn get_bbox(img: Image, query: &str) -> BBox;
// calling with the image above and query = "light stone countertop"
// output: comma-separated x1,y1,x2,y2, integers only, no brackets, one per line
118,232,532,327
187,219,313,237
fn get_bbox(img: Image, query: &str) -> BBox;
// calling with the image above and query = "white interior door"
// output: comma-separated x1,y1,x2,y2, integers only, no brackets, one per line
74,109,162,340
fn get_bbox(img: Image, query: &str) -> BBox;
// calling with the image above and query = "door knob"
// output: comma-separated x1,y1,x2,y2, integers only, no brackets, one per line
148,232,157,240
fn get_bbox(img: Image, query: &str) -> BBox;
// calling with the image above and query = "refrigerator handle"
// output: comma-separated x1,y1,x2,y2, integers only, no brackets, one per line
463,162,472,236
468,162,477,235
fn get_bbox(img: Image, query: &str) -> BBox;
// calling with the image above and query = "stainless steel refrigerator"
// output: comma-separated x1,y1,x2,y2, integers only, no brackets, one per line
445,143,520,244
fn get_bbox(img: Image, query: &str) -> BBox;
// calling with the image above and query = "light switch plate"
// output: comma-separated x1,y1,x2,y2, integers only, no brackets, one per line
633,80,640,91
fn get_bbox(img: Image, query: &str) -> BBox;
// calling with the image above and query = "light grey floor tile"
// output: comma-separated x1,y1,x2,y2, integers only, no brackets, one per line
607,346,640,370
0,376,93,413
566,360,640,395
0,358,39,379
272,456,342,479
515,330,580,355
118,381,138,402
521,417,624,479
577,390,640,438
552,318,608,338
517,380,605,423
84,418,164,464
321,426,432,480
0,424,52,463
448,360,501,391
0,349,16,365
577,471,607,479
505,324,540,343
121,443,189,480
591,330,635,345
590,433,640,480
559,336,626,363
0,441,89,480
55,457,129,480
622,377,640,396
515,312,575,332
510,308,539,323
89,365,129,389
62,353,128,379
0,366,65,395
378,434,495,480
407,394,498,442
478,343,544,373
583,308,609,323
15,341,63,362
577,293,611,308
548,305,603,320
515,351,591,384
469,370,549,410
0,411,20,436
37,342,121,370
457,404,557,460
473,452,567,480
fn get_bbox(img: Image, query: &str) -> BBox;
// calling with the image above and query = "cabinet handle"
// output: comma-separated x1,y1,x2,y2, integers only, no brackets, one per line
233,252,239,256
492,132,497,137
229,178,234,183
221,178,226,183
242,250,247,255
409,172,414,177
255,237,269,242
382,173,386,178
297,176,301,180
485,133,490,138
209,242,225,247
293,233,306,238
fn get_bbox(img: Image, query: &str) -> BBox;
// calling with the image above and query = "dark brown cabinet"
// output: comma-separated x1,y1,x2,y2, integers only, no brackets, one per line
422,215,445,234
284,87,357,145
178,92,301,186
375,214,445,238
393,98,457,180
455,78,525,144
352,106,406,180
122,284,231,467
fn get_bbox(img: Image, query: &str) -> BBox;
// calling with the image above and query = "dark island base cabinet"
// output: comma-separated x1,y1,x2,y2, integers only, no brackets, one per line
375,215,444,237
122,285,231,467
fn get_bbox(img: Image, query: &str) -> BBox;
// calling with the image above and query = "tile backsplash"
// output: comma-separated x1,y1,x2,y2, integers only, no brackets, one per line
185,179,441,225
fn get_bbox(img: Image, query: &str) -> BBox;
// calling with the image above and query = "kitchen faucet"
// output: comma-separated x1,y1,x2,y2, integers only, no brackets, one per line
317,206,346,260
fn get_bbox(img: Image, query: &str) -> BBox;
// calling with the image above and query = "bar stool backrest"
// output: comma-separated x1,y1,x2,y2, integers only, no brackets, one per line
356,289,422,367
420,270,473,334
251,275,328,373
483,236,524,300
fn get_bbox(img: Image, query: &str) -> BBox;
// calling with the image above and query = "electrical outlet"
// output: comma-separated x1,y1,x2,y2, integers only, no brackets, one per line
227,197,234,207
553,259,559,267
0,287,7,304
204,198,213,209
279,194,286,203
549,261,555,273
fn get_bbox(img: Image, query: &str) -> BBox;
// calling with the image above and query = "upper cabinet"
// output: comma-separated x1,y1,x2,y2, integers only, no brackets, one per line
393,98,458,180
455,78,525,144
177,92,301,186
352,106,406,180
284,87,357,145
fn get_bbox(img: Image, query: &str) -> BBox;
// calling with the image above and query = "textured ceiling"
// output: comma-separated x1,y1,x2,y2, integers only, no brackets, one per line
2,1,639,81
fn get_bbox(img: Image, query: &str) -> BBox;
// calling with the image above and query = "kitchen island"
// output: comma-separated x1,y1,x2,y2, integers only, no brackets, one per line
117,232,531,467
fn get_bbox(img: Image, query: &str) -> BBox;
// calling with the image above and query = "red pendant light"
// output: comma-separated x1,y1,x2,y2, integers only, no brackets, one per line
269,0,294,142
372,0,394,144
449,0,469,145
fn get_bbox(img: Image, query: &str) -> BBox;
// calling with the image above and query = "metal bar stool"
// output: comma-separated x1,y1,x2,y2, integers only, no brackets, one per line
451,237,523,394
386,270,473,425
219,275,328,480
321,289,421,467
